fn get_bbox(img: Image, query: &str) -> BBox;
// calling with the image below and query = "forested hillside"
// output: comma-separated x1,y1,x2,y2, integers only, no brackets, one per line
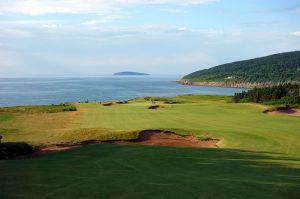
180,51,300,87
233,83,300,105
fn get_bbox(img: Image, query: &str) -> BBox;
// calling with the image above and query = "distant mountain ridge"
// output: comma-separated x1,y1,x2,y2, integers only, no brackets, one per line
114,72,149,76
178,51,300,88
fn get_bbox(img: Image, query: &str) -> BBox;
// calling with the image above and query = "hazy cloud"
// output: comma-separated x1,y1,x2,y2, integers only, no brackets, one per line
82,15,127,26
0,0,218,15
78,51,215,71
161,8,188,14
291,31,300,36
40,24,60,29
0,28,32,38
0,0,299,77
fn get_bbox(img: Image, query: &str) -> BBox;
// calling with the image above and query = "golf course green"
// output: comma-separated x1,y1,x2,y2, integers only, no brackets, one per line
0,95,300,198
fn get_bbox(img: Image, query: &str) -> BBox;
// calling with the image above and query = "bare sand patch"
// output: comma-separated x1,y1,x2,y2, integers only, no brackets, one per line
108,130,219,148
36,145,79,155
32,130,219,157
268,109,300,117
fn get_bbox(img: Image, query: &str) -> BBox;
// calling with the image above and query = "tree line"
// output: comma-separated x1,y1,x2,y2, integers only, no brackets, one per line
184,51,300,83
233,83,300,105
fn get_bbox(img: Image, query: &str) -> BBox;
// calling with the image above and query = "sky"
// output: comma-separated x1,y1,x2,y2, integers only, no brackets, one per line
0,0,300,77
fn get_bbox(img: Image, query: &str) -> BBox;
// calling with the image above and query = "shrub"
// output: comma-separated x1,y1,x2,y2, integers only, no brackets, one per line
143,96,184,104
264,96,300,105
0,103,77,113
148,105,161,109
0,142,34,159
263,105,292,113
116,101,128,104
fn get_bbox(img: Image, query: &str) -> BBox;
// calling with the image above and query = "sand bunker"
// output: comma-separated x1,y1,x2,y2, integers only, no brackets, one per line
268,109,300,117
36,145,78,155
34,131,219,156
148,105,161,109
108,130,219,148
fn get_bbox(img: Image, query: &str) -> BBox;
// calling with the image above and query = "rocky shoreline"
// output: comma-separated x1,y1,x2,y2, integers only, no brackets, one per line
176,79,295,89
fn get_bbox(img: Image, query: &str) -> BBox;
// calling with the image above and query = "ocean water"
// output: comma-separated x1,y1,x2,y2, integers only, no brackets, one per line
0,76,246,107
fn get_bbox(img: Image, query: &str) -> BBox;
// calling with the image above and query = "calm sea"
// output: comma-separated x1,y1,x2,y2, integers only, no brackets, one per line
0,76,246,107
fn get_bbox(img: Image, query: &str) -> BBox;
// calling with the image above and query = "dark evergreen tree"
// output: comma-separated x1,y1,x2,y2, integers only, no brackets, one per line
233,84,300,105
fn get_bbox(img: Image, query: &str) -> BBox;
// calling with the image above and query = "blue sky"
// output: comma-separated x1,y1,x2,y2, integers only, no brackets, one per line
0,0,300,76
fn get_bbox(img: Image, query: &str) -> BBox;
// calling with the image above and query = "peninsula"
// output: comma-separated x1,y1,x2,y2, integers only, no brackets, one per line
178,51,300,88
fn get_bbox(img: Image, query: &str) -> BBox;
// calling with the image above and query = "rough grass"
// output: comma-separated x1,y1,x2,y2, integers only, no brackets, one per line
0,110,80,145
0,103,77,113
0,113,13,122
133,94,231,104
61,128,140,144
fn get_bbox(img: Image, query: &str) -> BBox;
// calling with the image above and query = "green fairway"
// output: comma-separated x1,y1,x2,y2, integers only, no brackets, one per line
76,95,300,155
2,95,299,154
1,144,300,199
0,95,300,198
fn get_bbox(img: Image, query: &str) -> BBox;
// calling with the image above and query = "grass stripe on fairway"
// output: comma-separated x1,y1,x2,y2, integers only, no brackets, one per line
1,144,300,199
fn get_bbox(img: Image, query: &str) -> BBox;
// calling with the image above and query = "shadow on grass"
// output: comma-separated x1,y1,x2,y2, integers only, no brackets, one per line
0,144,300,199
0,142,34,159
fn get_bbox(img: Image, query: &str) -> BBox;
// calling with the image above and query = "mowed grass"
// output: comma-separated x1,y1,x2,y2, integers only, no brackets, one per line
0,95,300,198
1,144,300,199
78,95,300,155
0,94,300,154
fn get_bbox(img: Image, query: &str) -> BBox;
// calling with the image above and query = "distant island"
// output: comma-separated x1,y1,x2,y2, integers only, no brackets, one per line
178,51,300,88
114,72,150,76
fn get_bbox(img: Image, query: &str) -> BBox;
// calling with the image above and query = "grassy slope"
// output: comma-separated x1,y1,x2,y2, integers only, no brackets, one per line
0,95,300,198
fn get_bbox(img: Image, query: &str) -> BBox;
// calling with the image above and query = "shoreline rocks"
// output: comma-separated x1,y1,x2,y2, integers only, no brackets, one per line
176,79,299,89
